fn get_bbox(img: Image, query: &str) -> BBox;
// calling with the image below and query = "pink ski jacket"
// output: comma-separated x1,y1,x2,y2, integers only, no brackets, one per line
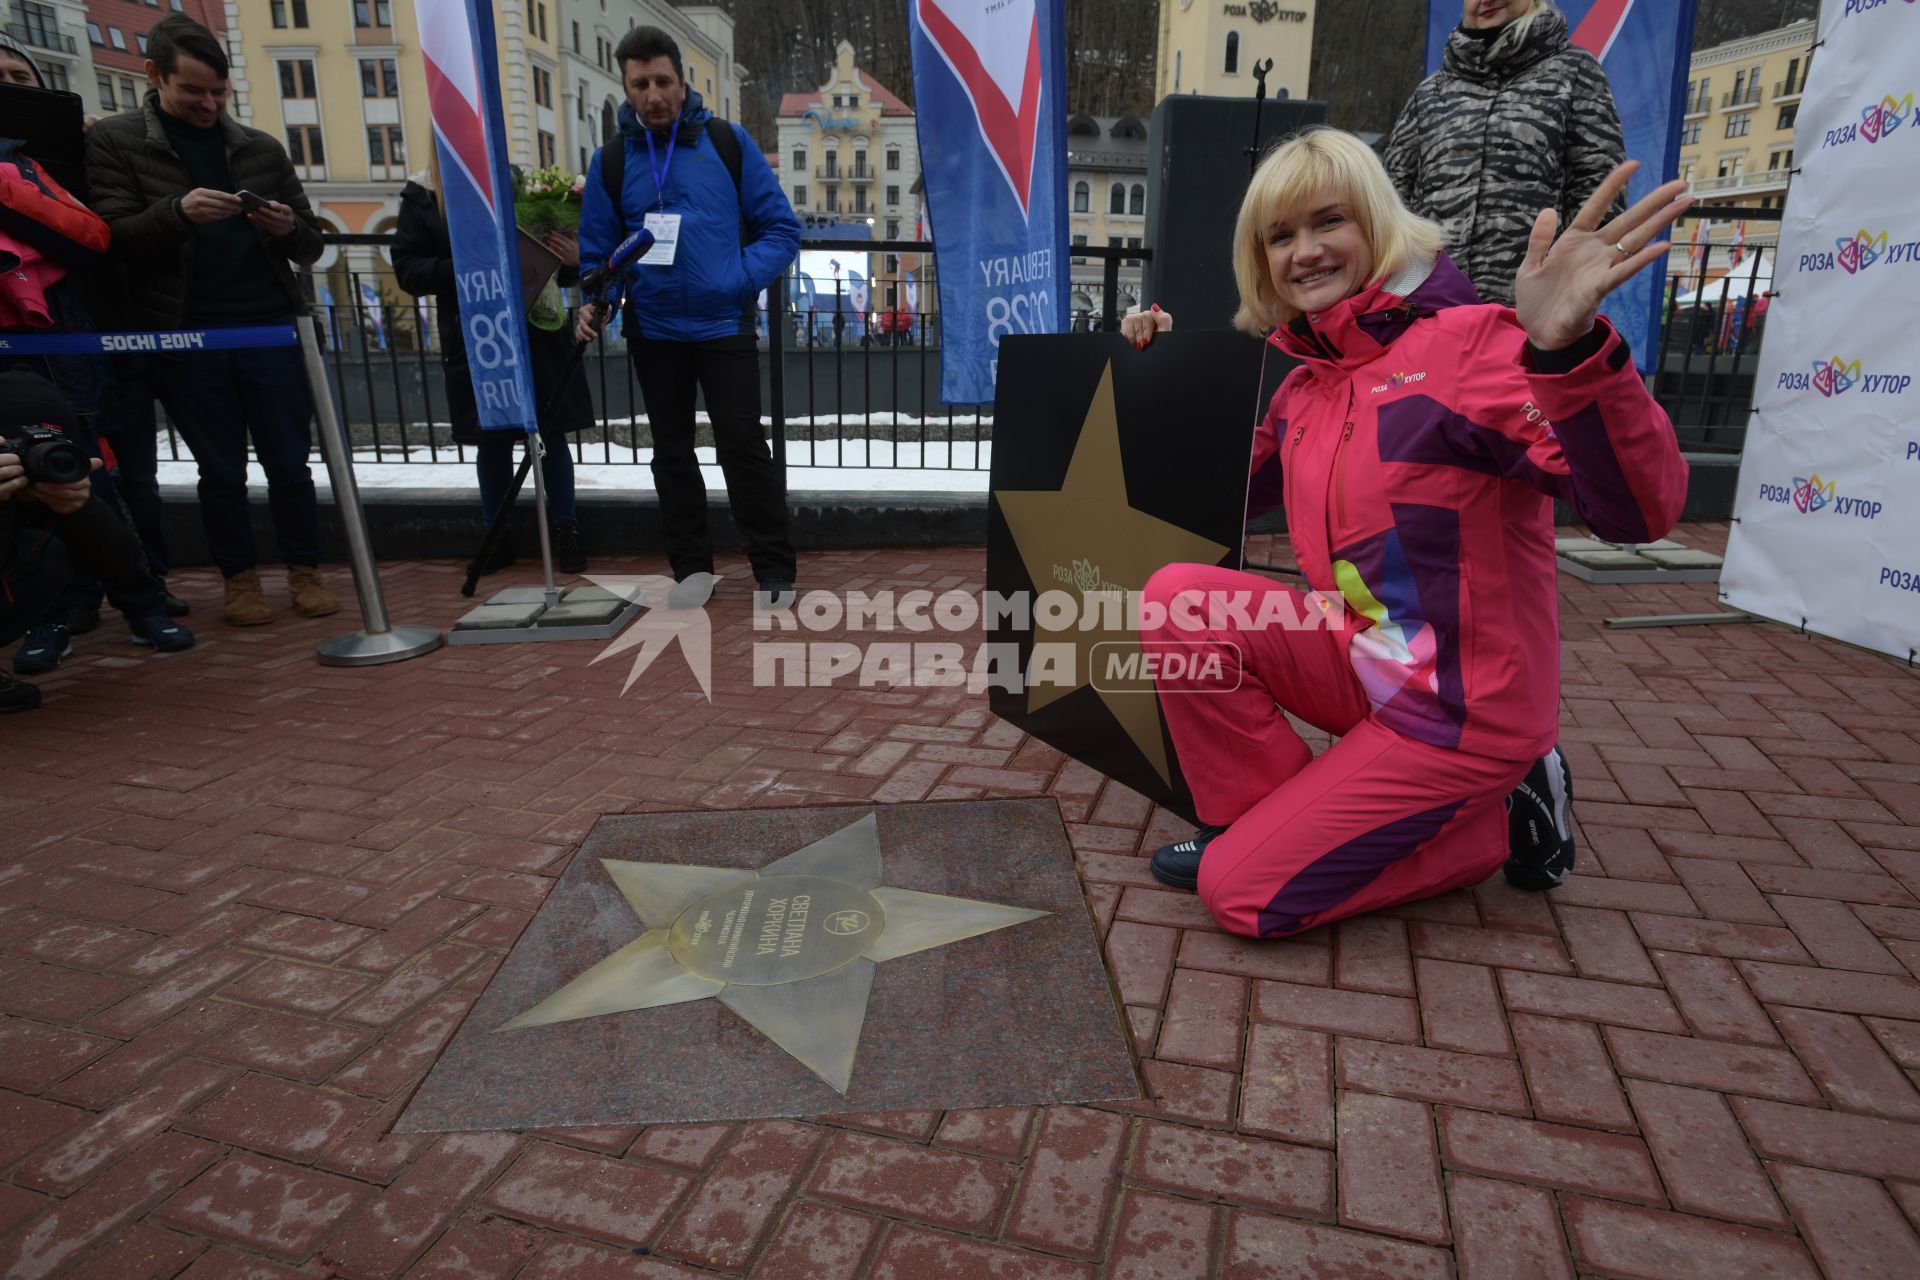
1248,253,1687,761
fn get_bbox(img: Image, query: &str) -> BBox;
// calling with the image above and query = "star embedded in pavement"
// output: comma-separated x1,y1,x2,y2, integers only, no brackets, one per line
992,360,1232,785
495,814,1048,1093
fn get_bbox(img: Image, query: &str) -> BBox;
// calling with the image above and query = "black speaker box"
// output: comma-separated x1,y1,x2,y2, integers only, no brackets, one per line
1142,95,1330,329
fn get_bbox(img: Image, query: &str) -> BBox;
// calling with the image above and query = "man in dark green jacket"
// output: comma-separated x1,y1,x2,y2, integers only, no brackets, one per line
86,13,338,627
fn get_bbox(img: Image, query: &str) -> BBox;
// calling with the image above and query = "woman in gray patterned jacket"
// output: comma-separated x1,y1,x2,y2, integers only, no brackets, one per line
1385,0,1626,306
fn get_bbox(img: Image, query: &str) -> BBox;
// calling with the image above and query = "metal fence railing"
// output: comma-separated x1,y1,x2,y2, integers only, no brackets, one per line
151,214,1777,475
1650,204,1784,456
149,237,1149,477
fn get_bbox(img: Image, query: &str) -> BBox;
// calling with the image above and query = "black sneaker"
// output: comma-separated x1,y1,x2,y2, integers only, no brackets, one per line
1149,824,1229,891
160,584,191,617
13,623,72,675
550,522,587,574
1504,745,1575,891
130,614,195,653
755,578,796,609
0,673,41,713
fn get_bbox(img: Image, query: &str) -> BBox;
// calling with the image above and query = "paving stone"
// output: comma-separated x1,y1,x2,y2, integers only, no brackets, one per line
1604,1026,1821,1103
1223,1212,1452,1279
1625,1079,1787,1227
1004,1106,1129,1258
1106,1190,1216,1280
808,1131,1013,1233
1564,1195,1818,1279
479,1141,690,1247
1448,1173,1573,1280
1237,1024,1333,1147
870,1224,1094,1279
1414,959,1511,1055
1510,1013,1635,1131
1772,1162,1920,1280
1772,1007,1920,1119
1128,1119,1332,1217
653,1120,823,1271
1734,1098,1920,1182
1437,1108,1663,1204
1336,1092,1447,1244
155,1153,372,1260
752,1202,880,1280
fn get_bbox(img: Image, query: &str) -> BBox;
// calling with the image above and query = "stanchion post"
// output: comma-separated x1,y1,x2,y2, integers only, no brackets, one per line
298,313,445,667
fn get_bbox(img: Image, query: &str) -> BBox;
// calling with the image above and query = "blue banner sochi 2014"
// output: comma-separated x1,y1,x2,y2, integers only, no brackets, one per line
415,0,538,431
909,0,1070,405
1424,0,1699,371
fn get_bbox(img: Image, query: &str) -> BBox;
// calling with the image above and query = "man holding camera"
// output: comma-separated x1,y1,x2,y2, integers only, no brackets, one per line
86,14,338,628
2,372,159,712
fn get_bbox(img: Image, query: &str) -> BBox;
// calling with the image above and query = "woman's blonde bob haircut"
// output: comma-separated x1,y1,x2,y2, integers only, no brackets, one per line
1231,127,1445,334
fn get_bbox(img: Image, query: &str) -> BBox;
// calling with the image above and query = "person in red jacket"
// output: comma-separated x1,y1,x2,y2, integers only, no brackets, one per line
1122,129,1689,939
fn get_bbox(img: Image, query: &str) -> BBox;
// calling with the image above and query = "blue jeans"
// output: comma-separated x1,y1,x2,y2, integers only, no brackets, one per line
476,431,577,527
148,342,319,576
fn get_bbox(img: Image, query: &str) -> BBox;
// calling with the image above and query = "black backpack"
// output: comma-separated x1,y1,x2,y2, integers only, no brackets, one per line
599,115,744,243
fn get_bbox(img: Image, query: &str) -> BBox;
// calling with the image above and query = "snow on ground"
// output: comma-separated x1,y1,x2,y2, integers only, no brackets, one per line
151,423,994,494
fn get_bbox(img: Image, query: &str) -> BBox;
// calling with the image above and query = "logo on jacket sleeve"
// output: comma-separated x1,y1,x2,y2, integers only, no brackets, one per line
1369,371,1429,394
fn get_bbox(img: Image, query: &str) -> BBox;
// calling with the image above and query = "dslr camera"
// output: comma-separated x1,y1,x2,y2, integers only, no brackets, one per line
3,423,91,486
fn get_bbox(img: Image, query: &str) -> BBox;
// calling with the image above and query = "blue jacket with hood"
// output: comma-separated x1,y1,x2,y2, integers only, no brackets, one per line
578,90,799,343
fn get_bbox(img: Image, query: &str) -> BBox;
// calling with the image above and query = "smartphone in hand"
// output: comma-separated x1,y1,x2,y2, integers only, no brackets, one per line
236,189,269,213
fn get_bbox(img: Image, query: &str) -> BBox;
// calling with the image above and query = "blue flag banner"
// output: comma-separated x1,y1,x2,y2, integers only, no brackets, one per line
415,0,538,431
908,0,1069,404
1425,0,1698,370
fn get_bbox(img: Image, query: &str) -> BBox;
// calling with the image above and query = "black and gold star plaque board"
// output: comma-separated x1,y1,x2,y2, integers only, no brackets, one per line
989,331,1286,822
396,800,1140,1131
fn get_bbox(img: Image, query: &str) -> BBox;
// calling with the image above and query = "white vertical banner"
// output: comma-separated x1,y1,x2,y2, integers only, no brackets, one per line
1720,0,1920,663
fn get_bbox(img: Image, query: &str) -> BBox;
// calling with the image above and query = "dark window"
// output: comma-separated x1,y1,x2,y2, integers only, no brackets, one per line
1108,182,1124,215
1129,183,1144,215
1778,104,1798,130
885,185,899,206
279,60,316,100
353,1,392,28
18,1,58,47
1224,31,1240,75
886,148,900,170
287,126,325,168
1073,180,1088,213
359,59,397,99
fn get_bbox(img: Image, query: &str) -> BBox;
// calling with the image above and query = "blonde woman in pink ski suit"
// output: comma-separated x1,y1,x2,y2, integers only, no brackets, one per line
1124,129,1689,939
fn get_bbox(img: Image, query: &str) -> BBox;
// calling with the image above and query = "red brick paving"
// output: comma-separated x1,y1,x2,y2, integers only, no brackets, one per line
3,525,1919,1277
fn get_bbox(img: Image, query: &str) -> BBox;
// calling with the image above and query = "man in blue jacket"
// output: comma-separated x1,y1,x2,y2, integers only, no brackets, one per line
577,26,800,602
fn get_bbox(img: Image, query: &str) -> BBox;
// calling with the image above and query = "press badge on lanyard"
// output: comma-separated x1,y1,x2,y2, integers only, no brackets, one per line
640,129,681,266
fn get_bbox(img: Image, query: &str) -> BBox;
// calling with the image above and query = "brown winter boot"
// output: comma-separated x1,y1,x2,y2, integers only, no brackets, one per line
288,566,340,618
223,571,273,626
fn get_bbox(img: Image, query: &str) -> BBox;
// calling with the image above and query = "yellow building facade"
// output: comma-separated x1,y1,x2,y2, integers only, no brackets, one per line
221,0,738,240
1673,17,1815,256
1154,0,1315,104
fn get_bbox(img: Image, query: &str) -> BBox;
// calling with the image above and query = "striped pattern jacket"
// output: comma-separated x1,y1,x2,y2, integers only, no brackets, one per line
1384,10,1625,306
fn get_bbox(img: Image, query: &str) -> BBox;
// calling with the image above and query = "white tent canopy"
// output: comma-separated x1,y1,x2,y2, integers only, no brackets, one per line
1673,252,1774,306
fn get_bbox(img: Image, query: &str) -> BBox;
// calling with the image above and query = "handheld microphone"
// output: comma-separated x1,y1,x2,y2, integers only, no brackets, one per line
579,227,655,301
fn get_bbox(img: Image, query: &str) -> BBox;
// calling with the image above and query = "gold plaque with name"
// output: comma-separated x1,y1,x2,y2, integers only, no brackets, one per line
496,814,1048,1093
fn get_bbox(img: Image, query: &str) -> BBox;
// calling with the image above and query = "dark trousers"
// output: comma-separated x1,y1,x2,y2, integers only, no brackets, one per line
2,497,148,648
476,431,578,527
630,335,795,583
148,343,319,577
106,356,170,577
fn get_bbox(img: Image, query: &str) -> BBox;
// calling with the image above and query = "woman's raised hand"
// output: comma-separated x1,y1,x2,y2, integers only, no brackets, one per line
1513,160,1693,352
1120,303,1173,350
